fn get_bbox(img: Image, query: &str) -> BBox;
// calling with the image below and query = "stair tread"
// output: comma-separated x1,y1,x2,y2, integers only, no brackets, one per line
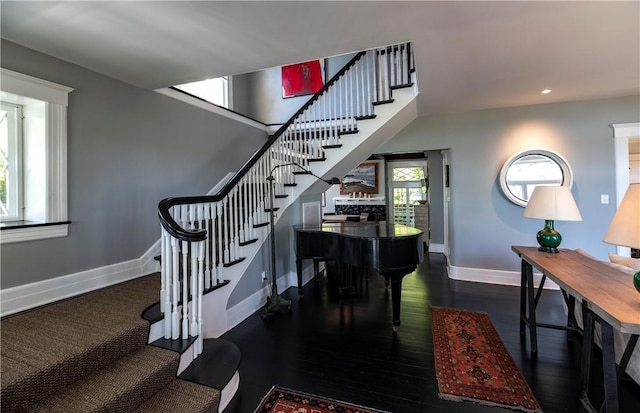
179,338,241,390
0,274,161,412
134,378,220,413
28,346,179,412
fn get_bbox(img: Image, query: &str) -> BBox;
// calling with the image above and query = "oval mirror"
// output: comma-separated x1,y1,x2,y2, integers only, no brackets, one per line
499,149,573,207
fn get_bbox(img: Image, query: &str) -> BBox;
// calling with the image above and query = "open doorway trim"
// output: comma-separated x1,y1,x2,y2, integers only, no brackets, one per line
610,122,640,256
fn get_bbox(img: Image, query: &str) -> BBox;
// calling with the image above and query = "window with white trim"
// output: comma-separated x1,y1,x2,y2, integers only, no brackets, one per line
0,68,73,244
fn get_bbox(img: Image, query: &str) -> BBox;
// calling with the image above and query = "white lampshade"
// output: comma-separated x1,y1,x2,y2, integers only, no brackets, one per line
522,185,582,221
603,183,640,249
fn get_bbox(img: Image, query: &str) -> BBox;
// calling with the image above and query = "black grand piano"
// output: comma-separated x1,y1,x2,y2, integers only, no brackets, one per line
293,221,424,333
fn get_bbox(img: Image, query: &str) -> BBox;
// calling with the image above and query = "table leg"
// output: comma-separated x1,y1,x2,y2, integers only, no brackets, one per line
524,260,538,354
579,301,595,412
600,321,620,413
579,301,635,413
618,334,639,383
563,291,578,341
520,259,527,338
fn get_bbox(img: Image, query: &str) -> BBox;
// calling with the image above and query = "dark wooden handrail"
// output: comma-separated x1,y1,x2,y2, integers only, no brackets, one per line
158,51,367,241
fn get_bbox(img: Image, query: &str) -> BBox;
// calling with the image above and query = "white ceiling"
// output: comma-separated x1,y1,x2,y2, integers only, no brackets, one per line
1,1,639,115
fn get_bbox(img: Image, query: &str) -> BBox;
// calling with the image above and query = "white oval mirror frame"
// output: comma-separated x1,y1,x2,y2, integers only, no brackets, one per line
499,149,574,207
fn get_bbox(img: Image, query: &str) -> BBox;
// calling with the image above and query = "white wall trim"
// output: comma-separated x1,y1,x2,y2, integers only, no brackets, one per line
140,239,161,275
225,286,266,331
448,264,559,290
1,223,69,244
225,266,316,331
610,122,639,256
428,243,445,254
1,68,74,105
155,87,267,131
0,254,155,317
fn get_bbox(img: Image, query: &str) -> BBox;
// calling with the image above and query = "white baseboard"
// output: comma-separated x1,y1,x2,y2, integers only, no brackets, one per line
448,264,559,290
428,243,445,254
220,371,240,413
0,242,161,317
225,265,316,330
225,286,267,331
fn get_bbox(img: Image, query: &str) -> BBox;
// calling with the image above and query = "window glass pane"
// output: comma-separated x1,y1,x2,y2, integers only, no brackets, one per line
0,108,8,215
392,167,424,182
0,102,22,220
174,77,228,107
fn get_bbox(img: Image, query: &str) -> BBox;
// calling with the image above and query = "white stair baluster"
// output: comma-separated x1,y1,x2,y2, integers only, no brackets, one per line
171,236,180,340
196,240,204,356
232,187,240,259
204,203,212,290
160,226,167,314
181,240,189,339
190,239,198,337
222,196,230,264
216,201,223,284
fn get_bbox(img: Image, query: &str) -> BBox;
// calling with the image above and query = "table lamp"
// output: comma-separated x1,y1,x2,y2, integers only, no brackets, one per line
603,183,640,293
522,185,582,253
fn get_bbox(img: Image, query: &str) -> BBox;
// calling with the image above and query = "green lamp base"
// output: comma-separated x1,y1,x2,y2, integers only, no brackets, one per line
537,220,561,254
634,271,640,294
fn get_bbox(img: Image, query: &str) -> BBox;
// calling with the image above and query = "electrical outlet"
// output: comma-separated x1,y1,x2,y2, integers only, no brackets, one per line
261,271,267,282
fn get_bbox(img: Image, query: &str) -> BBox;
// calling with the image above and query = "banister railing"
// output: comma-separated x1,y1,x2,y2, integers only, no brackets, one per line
157,43,414,357
157,51,366,242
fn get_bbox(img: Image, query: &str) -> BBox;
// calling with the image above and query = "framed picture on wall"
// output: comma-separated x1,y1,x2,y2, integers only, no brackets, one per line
340,163,378,194
281,60,324,98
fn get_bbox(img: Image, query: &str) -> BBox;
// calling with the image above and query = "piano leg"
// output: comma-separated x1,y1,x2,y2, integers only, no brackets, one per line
390,277,402,333
296,258,304,299
379,266,416,335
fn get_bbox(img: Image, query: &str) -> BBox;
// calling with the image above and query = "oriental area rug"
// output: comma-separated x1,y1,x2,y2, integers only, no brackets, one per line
254,386,389,413
431,307,542,413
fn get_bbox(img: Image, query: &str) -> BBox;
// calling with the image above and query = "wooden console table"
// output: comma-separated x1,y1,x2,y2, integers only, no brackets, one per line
512,246,640,413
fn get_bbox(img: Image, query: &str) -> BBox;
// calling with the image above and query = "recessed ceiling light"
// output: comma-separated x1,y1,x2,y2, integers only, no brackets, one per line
541,89,552,94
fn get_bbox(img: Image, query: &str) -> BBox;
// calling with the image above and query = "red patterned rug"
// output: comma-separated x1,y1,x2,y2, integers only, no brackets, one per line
431,307,542,413
254,386,389,413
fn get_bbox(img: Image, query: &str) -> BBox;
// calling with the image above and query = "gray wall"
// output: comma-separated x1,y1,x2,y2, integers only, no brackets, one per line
378,95,640,272
232,53,357,125
0,40,268,289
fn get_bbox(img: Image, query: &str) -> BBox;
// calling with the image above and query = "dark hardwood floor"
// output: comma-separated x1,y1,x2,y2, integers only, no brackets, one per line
222,252,640,413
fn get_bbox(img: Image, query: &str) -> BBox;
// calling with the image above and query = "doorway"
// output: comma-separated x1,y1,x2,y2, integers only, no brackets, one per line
386,159,428,227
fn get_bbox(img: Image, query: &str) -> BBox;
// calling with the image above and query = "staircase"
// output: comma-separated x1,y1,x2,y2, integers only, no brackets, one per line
0,273,239,412
157,43,418,342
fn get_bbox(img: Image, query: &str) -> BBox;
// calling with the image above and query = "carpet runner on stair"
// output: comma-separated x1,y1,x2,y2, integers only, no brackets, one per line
0,273,230,412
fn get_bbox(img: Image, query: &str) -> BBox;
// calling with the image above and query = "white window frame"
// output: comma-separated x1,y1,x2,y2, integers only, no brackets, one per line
0,101,24,221
0,68,73,244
